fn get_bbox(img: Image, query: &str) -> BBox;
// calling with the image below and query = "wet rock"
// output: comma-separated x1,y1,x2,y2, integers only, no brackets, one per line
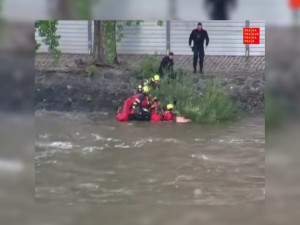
251,79,262,89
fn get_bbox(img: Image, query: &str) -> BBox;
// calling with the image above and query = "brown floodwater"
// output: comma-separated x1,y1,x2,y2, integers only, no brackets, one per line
35,111,265,205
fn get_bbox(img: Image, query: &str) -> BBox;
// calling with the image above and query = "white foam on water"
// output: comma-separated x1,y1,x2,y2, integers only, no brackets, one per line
35,151,49,161
163,138,180,143
132,138,180,148
175,175,195,182
35,141,73,149
50,142,73,149
91,133,105,140
107,188,134,196
133,140,147,148
202,155,208,160
78,183,100,190
91,133,120,142
82,146,104,153
211,138,264,145
114,143,130,149
191,154,208,160
152,138,180,144
194,189,203,197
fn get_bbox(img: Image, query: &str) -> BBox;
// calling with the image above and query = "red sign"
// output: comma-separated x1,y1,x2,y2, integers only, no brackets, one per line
243,27,260,44
289,0,300,9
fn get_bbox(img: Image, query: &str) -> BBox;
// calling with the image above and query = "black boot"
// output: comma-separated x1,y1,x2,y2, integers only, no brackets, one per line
199,59,204,74
193,62,197,74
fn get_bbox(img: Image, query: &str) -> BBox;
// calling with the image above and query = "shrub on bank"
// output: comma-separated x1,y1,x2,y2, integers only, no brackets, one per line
138,56,161,80
136,56,239,123
151,70,239,123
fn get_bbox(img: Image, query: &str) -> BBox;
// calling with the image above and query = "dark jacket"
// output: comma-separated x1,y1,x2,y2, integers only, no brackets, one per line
189,29,209,49
159,56,174,76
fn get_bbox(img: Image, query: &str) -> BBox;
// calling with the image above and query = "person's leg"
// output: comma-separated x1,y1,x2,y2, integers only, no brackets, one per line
199,53,204,74
139,111,151,121
193,48,198,73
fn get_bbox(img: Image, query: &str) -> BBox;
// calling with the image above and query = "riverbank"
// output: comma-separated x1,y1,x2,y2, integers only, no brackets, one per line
35,54,265,113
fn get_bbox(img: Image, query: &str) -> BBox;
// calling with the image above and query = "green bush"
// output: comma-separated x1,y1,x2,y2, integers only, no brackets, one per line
181,79,239,123
151,70,239,123
138,56,160,80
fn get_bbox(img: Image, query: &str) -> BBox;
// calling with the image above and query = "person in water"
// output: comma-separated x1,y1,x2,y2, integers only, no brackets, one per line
162,104,175,121
150,97,163,122
137,75,160,93
150,102,176,122
129,85,152,121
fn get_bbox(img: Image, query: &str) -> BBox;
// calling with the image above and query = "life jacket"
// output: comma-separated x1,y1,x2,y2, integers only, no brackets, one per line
163,110,174,121
150,111,162,122
141,95,151,107
150,101,161,122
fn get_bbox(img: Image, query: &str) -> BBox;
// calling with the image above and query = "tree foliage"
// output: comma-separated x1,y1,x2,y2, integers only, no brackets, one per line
102,20,143,64
35,20,164,65
35,20,61,63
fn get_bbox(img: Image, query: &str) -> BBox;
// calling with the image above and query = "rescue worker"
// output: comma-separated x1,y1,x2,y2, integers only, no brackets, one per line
137,75,160,93
150,97,162,122
130,85,152,121
162,104,175,121
158,52,174,78
189,22,209,74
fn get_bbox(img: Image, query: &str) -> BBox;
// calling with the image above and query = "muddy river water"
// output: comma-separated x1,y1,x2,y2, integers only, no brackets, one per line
35,111,265,204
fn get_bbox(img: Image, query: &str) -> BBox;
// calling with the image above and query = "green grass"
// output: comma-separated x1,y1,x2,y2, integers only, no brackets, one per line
138,56,160,79
179,79,240,123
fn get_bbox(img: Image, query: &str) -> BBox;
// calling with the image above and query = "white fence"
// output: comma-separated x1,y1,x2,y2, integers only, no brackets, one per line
36,21,89,54
35,20,265,56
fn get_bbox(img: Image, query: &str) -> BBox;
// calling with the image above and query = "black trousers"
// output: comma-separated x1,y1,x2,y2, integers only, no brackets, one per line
193,47,205,72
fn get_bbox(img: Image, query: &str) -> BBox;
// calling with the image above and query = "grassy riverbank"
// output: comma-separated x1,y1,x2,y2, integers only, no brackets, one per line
139,57,240,123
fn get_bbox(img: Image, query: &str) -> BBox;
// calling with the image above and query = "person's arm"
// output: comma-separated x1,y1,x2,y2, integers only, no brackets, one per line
205,30,209,46
189,31,194,46
160,56,168,70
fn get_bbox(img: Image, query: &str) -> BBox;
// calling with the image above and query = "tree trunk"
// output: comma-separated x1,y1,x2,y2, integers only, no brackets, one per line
93,20,108,65
111,22,119,65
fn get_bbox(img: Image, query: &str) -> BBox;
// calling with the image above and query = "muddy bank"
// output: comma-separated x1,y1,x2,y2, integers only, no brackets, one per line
35,68,264,113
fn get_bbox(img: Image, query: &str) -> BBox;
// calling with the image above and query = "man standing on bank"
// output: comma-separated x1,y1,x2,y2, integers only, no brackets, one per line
189,22,209,74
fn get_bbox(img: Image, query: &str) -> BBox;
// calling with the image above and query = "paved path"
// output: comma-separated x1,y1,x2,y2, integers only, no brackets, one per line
35,54,265,75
